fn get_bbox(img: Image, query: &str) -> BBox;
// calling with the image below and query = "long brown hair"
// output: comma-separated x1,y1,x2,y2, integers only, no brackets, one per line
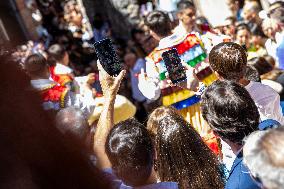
147,106,224,189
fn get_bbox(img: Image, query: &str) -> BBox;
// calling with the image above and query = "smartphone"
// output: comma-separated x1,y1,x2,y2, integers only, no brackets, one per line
161,48,187,84
94,38,122,76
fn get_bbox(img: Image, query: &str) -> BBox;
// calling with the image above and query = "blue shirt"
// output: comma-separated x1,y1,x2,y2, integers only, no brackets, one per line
103,168,178,189
277,36,284,70
225,152,261,189
225,119,280,189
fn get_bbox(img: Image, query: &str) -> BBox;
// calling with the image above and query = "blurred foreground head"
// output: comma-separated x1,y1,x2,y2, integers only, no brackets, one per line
244,127,284,189
0,49,111,188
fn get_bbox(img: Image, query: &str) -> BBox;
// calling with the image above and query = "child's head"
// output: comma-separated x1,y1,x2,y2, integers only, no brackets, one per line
209,42,247,81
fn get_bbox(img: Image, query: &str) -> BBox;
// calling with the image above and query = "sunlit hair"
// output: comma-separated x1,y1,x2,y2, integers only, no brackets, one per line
106,118,154,187
243,127,284,189
209,42,247,81
147,106,224,189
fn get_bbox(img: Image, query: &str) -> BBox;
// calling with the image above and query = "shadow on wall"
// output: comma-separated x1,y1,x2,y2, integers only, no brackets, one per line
91,0,140,39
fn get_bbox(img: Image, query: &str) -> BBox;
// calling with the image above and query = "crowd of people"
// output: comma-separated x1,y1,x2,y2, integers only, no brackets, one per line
2,0,284,189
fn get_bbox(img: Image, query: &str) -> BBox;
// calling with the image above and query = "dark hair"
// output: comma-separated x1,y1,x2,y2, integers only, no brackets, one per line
144,11,172,38
24,53,48,77
225,16,237,24
201,80,260,144
0,50,111,189
227,0,245,8
47,44,66,66
55,107,90,142
248,57,273,75
148,107,224,189
250,25,265,37
130,28,144,40
209,42,247,81
105,118,154,187
244,65,261,82
235,22,251,34
196,16,209,25
177,0,195,11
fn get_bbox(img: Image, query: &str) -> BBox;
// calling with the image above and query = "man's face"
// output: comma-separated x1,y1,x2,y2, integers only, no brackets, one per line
243,8,255,22
223,24,235,37
236,29,251,48
178,8,196,29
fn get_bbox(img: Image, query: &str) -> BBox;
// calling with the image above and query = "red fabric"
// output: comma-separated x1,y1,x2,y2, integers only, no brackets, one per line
203,132,220,156
148,34,201,64
41,84,68,103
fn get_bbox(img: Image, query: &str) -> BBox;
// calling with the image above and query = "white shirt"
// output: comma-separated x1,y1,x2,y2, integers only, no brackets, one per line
245,81,284,124
130,58,147,102
265,32,284,67
54,63,73,75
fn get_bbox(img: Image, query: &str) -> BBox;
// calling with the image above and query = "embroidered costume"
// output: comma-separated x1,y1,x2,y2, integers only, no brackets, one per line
140,31,219,154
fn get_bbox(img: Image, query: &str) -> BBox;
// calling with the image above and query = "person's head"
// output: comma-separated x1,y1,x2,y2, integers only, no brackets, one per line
264,55,276,67
177,1,196,32
269,1,284,24
243,127,284,189
24,53,50,79
248,56,273,75
262,18,280,40
242,1,261,22
244,65,261,82
209,42,247,81
48,44,69,66
144,11,172,40
201,80,260,145
235,23,251,48
250,25,266,47
223,16,237,37
130,28,146,44
226,0,243,15
105,118,155,187
124,52,137,69
147,106,224,189
55,107,91,147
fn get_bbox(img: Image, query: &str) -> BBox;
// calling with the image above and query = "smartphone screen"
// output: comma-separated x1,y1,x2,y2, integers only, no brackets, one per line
94,38,122,76
162,48,187,84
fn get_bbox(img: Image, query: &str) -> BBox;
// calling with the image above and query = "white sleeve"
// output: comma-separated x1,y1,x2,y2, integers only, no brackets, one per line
138,58,161,101
270,93,284,125
258,88,284,125
64,89,96,117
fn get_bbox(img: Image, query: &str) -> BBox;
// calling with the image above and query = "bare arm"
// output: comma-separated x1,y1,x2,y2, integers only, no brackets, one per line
93,61,125,170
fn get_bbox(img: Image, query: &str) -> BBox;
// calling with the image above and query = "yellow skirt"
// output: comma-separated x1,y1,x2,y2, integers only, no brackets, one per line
178,103,210,137
178,103,221,156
